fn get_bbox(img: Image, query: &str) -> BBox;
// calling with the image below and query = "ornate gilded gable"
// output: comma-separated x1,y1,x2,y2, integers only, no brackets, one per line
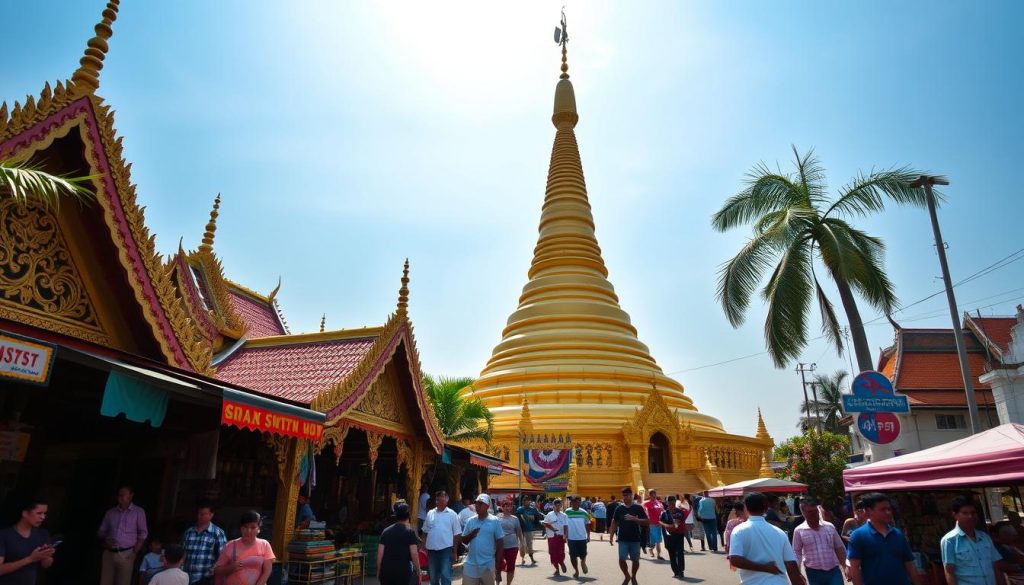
0,198,108,345
623,385,683,441
353,361,407,427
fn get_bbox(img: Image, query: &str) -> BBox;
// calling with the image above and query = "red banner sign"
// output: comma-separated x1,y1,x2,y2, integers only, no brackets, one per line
221,399,324,441
0,334,55,385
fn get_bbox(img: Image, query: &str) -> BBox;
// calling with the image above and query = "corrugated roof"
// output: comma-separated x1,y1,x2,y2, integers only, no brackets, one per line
215,336,376,403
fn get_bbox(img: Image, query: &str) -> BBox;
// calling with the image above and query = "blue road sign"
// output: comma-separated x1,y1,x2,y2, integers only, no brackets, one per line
852,371,895,398
842,394,910,413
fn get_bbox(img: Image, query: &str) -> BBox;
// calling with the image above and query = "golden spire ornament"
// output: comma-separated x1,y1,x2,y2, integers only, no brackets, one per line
72,0,121,93
199,194,221,253
396,259,410,316
320,314,326,333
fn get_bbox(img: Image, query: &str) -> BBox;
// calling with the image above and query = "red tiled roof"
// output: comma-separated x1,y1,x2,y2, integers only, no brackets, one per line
229,290,285,338
894,352,991,390
879,350,897,379
968,316,1016,356
216,336,376,403
902,389,995,407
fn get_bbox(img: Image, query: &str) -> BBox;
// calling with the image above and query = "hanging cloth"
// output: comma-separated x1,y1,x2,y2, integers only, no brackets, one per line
100,371,169,427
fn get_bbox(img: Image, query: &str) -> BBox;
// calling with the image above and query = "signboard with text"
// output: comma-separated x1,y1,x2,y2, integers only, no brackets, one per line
221,399,324,441
857,412,901,445
0,333,56,385
842,394,910,413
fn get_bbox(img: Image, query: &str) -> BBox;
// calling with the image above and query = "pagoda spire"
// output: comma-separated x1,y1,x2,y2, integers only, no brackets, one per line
396,259,410,316
199,194,221,253
756,408,771,440
320,314,326,332
71,0,121,93
471,8,703,432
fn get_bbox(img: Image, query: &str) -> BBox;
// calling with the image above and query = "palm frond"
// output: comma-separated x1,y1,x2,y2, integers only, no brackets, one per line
422,374,493,442
762,235,814,368
716,232,782,327
813,270,844,355
0,161,95,209
824,167,929,219
791,146,828,208
711,168,804,232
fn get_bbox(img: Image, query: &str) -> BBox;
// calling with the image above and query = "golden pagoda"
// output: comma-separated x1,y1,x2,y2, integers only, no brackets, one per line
462,24,773,497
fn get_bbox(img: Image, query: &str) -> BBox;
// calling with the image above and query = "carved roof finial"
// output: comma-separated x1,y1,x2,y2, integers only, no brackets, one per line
556,6,569,80
756,408,770,440
320,314,326,333
396,258,410,316
71,0,120,93
199,194,221,253
268,276,282,302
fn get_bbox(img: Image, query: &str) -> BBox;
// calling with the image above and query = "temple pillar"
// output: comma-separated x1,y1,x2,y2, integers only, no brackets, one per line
270,436,304,561
628,443,644,492
408,440,425,521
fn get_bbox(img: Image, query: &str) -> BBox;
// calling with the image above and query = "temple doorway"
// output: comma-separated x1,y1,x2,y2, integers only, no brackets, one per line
648,432,671,473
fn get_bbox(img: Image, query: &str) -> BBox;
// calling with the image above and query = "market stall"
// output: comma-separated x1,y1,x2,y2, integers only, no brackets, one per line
705,477,808,497
842,423,1024,585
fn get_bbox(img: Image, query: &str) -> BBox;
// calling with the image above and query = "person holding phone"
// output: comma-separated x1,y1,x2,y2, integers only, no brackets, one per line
0,496,55,584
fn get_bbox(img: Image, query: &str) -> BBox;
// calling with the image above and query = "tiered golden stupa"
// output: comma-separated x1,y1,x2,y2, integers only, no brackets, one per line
463,30,774,497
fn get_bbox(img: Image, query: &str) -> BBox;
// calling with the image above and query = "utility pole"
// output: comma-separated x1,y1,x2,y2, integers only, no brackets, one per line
796,363,817,433
911,175,982,434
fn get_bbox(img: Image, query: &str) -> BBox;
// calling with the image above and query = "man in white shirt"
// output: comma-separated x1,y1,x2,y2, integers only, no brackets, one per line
542,498,569,577
728,492,805,585
424,491,463,585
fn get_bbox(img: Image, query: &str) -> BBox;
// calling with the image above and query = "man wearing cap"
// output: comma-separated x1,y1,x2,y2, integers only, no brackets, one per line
565,496,592,578
461,494,504,585
609,487,650,585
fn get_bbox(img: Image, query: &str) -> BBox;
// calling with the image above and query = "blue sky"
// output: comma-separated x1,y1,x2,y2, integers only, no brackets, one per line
4,1,1022,439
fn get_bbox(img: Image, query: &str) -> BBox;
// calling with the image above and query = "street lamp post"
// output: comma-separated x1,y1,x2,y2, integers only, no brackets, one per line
911,175,982,434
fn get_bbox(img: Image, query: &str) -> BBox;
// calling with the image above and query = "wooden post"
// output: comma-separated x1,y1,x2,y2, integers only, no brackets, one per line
270,436,304,561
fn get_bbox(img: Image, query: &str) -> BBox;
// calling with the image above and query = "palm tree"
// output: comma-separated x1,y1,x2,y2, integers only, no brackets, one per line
797,370,848,433
423,374,494,443
712,146,931,371
0,159,94,208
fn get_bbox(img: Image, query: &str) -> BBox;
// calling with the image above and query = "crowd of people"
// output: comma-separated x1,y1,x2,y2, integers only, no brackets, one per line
404,486,740,585
724,490,1024,585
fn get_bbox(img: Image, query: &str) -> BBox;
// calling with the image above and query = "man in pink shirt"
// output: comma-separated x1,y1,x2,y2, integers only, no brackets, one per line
642,490,666,560
792,498,846,585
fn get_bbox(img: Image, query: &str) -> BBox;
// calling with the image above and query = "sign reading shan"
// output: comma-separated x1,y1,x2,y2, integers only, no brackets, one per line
221,394,325,441
0,332,56,385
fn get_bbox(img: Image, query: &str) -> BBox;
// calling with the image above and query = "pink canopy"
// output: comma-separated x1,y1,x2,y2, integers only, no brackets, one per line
844,423,1024,491
705,478,808,497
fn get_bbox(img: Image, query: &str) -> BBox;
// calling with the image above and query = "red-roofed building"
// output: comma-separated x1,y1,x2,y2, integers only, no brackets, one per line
971,307,1024,425
852,324,1002,462
0,5,445,567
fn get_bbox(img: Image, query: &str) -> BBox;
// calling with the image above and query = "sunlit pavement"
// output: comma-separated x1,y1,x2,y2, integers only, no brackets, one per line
362,535,740,585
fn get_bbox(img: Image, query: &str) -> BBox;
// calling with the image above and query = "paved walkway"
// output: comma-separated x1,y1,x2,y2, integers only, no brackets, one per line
364,534,742,585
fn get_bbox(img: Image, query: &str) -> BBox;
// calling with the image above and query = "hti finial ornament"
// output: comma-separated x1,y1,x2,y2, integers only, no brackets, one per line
554,6,569,79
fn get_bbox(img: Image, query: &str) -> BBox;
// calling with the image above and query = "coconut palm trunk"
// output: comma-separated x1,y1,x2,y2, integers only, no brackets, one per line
834,278,874,373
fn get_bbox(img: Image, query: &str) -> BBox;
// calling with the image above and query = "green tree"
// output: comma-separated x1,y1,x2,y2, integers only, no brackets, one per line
423,375,494,443
712,147,931,371
774,431,849,506
1,160,94,208
798,370,848,433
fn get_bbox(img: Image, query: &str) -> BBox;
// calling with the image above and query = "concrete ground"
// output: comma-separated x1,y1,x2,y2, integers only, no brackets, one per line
363,533,741,585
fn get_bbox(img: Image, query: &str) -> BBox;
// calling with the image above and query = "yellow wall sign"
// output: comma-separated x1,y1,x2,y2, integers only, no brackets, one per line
0,333,56,385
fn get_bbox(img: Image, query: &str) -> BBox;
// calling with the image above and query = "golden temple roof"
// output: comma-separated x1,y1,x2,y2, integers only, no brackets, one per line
471,37,725,434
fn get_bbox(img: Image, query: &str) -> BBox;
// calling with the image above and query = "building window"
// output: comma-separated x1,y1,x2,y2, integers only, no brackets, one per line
936,414,967,430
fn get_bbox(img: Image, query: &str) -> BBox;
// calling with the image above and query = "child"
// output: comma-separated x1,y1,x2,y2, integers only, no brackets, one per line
139,537,164,585
150,543,188,585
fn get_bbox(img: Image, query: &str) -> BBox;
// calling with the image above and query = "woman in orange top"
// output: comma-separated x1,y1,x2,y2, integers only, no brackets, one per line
213,511,276,585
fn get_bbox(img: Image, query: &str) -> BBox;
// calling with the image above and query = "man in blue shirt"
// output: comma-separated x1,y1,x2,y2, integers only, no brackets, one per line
847,493,919,585
462,494,504,585
940,496,1004,585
